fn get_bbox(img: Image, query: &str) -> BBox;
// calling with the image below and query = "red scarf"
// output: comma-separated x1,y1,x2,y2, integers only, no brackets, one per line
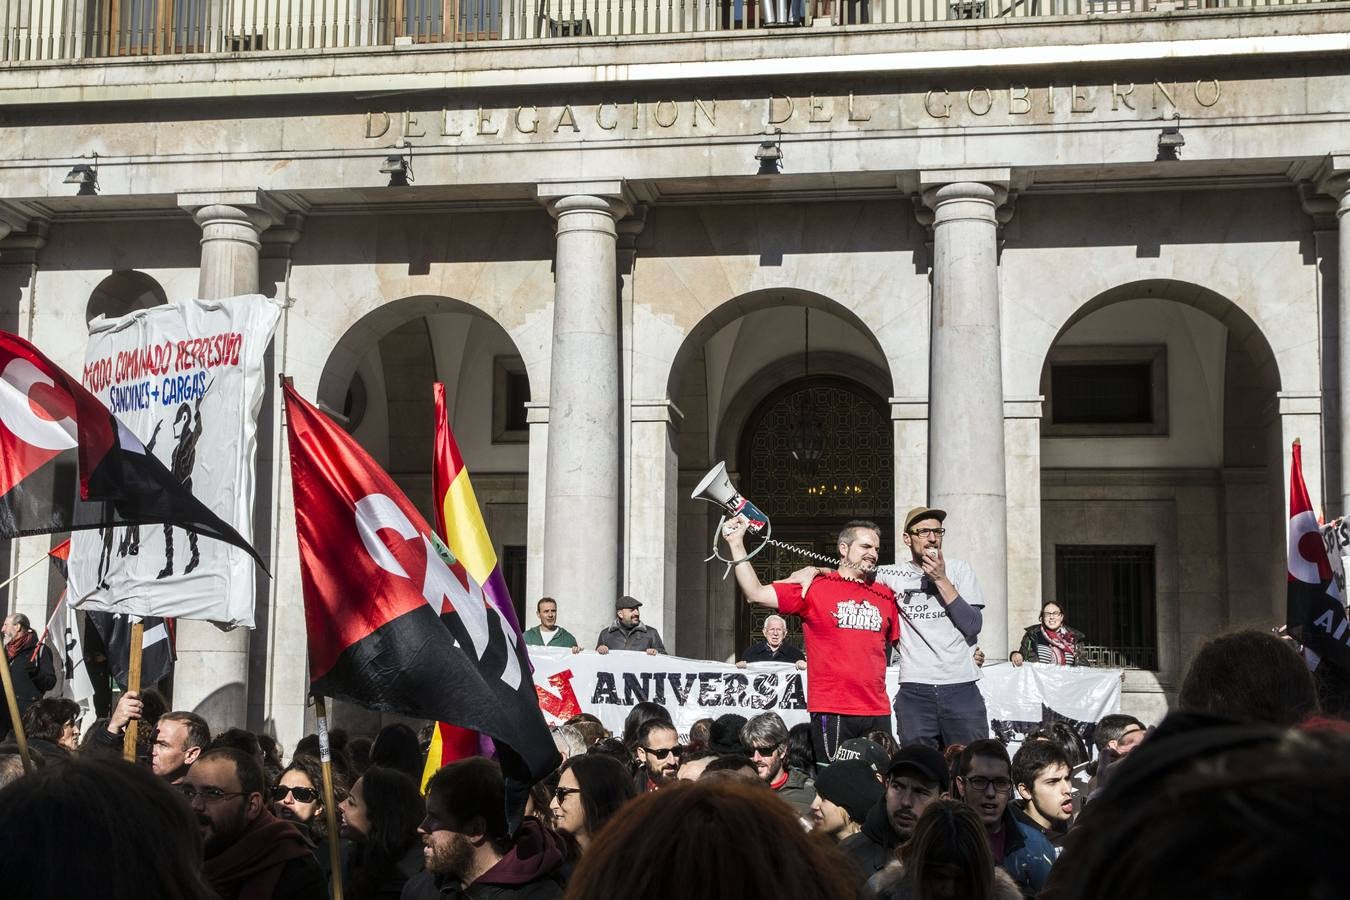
203,808,313,900
5,630,35,661
1041,625,1077,666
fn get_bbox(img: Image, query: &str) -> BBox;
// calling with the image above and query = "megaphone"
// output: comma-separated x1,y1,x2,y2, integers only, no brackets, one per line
691,461,770,533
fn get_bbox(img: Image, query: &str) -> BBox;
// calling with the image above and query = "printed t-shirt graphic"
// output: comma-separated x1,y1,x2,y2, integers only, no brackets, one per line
773,573,899,716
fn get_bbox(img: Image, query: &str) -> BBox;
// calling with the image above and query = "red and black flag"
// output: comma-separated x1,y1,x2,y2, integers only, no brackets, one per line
282,382,559,825
85,611,176,691
0,331,262,567
45,538,72,582
1287,440,1350,672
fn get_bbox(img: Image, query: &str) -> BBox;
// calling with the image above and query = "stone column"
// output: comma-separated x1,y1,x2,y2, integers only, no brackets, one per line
173,191,277,732
181,191,281,299
920,171,1012,657
537,180,630,651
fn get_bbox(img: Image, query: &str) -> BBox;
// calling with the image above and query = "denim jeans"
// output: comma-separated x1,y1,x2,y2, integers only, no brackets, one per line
894,681,988,750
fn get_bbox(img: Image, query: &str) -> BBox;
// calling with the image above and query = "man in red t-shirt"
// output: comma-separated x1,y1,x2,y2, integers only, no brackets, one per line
723,517,899,764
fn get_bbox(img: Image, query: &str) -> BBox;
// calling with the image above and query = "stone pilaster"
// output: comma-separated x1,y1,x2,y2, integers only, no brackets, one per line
1315,160,1350,516
537,180,631,650
919,170,1012,657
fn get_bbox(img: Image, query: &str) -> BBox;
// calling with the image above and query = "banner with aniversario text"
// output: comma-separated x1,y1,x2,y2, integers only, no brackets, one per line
529,648,1121,754
69,295,281,627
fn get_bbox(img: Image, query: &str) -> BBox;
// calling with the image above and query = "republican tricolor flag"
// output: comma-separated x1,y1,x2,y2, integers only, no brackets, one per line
283,381,558,827
421,382,527,788
1287,439,1350,672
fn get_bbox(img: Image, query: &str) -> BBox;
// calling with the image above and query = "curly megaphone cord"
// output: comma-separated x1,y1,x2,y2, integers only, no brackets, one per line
706,514,910,580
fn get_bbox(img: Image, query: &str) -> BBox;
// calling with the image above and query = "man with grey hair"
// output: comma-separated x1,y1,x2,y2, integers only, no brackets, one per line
2,613,55,742
736,614,807,669
741,712,816,818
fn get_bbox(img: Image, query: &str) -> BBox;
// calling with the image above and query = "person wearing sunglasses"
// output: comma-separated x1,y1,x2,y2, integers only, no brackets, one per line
952,739,1055,895
549,753,637,860
272,755,350,884
633,719,682,792
741,712,816,819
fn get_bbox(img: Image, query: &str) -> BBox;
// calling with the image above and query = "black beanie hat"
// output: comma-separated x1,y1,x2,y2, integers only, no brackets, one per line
814,759,884,824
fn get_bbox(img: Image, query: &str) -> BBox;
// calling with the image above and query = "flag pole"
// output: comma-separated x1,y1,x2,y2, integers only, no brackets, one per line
0,552,53,596
314,694,345,900
0,643,33,773
122,620,144,763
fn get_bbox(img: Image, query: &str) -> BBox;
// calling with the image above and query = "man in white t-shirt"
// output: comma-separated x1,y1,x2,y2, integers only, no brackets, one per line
521,597,581,652
876,506,988,750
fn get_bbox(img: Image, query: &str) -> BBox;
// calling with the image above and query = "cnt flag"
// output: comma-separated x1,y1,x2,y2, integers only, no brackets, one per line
1287,440,1350,672
283,382,559,825
420,382,526,789
0,331,263,568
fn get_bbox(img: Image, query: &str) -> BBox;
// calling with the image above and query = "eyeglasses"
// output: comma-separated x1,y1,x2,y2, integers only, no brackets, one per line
271,785,321,804
1042,610,1064,619
909,527,946,537
178,784,248,805
641,745,681,760
961,776,1014,796
749,744,783,759
552,786,582,803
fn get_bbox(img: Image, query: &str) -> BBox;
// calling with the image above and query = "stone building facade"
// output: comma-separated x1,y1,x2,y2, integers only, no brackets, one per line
2,0,1348,747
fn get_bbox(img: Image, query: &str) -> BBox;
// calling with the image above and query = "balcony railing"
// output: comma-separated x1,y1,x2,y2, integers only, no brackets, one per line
0,0,1335,63
1079,643,1158,671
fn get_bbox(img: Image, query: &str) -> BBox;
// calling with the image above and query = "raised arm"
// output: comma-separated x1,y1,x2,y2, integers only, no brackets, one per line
920,551,983,644
723,516,780,609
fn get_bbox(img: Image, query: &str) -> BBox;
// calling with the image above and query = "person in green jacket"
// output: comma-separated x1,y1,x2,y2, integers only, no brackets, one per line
522,597,580,652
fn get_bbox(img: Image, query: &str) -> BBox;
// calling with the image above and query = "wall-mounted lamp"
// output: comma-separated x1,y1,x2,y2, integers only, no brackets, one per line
63,153,99,195
755,132,783,175
380,144,413,187
1156,116,1184,161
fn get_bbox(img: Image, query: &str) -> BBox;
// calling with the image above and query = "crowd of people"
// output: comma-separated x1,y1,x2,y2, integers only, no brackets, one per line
1,508,1349,898
0,623,1346,900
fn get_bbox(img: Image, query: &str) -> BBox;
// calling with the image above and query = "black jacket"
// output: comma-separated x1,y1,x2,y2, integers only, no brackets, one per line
594,622,666,653
737,641,805,664
350,841,425,899
1,634,55,740
839,797,900,881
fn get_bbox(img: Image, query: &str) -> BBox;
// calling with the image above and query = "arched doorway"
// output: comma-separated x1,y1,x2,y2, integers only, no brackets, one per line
735,375,894,650
1035,281,1283,715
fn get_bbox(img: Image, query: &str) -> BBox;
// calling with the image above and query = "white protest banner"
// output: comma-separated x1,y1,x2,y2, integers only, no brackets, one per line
1321,518,1350,595
69,295,281,627
529,649,1121,748
39,596,96,726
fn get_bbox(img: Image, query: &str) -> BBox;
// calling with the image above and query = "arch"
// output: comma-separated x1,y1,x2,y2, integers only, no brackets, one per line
716,352,890,466
665,288,893,402
317,295,535,416
1042,279,1281,394
731,373,894,648
86,270,167,324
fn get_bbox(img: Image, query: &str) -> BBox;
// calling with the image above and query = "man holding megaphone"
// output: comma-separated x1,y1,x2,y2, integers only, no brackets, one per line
722,517,899,766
